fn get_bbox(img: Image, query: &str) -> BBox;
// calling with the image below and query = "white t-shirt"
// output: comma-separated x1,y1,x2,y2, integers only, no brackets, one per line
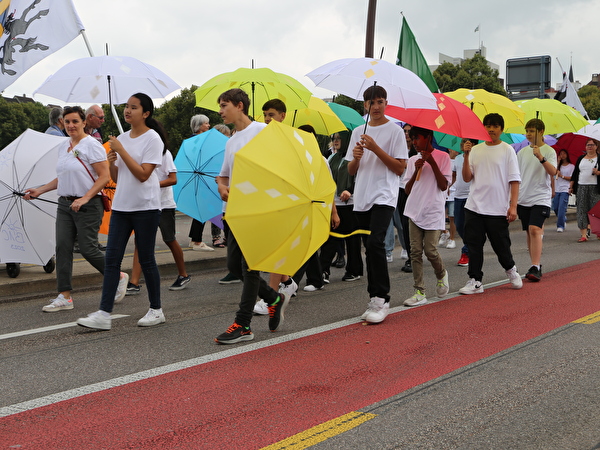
112,129,163,212
404,149,452,230
555,163,574,193
219,121,266,212
56,135,107,197
157,150,177,209
452,153,471,199
344,120,408,212
578,157,598,185
517,144,557,207
465,141,521,216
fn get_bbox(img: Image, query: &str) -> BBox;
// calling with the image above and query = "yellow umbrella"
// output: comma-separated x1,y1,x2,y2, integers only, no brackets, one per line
255,96,347,135
504,98,589,134
444,88,525,130
225,121,335,274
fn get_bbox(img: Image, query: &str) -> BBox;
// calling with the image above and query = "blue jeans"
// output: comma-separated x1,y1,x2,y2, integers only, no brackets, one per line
453,198,468,255
385,207,404,255
552,192,569,229
100,210,161,313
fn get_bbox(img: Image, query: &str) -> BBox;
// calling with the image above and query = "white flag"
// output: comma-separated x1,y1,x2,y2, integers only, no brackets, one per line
0,0,84,92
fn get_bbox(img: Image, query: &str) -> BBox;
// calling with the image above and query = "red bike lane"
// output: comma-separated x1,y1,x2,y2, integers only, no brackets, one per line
1,261,598,449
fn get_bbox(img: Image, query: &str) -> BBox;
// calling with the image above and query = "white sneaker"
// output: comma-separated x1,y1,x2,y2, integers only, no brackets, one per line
191,242,214,252
436,270,449,297
404,290,427,306
364,297,389,323
459,278,483,295
505,266,523,289
77,310,111,330
279,279,298,300
303,284,323,292
400,249,408,260
360,298,378,320
386,253,393,263
253,299,269,315
557,227,564,233
446,239,456,249
114,272,129,303
137,308,166,327
438,231,449,247
42,294,74,312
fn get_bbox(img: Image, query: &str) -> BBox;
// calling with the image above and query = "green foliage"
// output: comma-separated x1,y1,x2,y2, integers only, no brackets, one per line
101,104,127,139
433,54,506,96
577,85,600,121
0,98,53,149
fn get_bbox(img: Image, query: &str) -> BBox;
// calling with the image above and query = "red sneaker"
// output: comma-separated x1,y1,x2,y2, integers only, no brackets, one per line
457,254,469,267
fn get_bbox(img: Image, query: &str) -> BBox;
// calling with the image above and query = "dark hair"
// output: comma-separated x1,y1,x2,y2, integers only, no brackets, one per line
462,138,479,146
363,85,387,101
218,88,250,116
408,126,433,140
525,118,545,132
131,92,169,153
332,130,351,157
298,124,316,135
557,148,571,168
482,113,504,130
262,99,286,113
63,106,86,121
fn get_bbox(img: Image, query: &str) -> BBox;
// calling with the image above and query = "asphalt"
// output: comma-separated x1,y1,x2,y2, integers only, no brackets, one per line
0,208,579,303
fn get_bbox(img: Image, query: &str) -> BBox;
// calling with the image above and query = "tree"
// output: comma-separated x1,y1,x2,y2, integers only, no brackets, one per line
0,98,52,149
433,53,506,96
577,85,600,121
332,94,364,115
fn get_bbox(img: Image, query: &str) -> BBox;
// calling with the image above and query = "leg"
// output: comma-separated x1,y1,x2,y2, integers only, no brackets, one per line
485,215,516,271
75,196,106,275
463,209,486,281
132,211,162,310
55,199,77,295
408,219,426,292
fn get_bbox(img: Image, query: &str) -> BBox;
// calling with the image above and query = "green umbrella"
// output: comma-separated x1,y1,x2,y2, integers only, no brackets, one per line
326,102,365,130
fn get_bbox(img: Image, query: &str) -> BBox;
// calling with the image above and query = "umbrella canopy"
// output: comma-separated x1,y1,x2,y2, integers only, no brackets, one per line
505,98,589,134
551,133,588,164
194,67,313,118
512,135,557,152
255,96,346,135
326,102,365,130
226,121,335,274
575,123,600,141
444,89,525,130
386,93,490,141
0,129,66,265
588,200,600,237
33,55,181,104
173,129,229,223
306,57,437,110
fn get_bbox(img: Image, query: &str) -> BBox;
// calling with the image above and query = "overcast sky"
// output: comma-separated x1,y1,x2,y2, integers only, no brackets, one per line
4,0,600,106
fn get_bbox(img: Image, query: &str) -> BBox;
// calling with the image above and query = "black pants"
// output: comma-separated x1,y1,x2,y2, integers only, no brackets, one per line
397,188,411,262
319,205,363,277
463,209,515,282
355,205,394,301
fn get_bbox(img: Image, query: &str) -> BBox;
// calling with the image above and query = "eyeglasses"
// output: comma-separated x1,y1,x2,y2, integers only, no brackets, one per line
585,143,597,147
93,114,105,120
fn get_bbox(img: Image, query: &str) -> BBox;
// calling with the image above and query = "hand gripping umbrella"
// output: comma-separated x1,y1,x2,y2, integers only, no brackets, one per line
173,129,229,223
0,129,66,266
225,121,336,274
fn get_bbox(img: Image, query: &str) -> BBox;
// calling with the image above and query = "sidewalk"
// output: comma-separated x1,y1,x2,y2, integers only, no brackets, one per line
0,208,578,303
0,213,227,302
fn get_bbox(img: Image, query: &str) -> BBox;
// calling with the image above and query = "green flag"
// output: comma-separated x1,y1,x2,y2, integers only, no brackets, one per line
397,16,439,93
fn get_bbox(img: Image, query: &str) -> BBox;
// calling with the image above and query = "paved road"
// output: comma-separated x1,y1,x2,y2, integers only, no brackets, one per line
1,212,599,449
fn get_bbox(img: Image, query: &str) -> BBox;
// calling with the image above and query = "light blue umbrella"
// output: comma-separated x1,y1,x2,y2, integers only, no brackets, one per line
173,128,228,223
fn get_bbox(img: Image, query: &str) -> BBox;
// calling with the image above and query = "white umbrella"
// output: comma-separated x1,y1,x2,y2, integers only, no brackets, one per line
33,55,181,132
575,124,600,141
0,129,66,265
306,57,438,110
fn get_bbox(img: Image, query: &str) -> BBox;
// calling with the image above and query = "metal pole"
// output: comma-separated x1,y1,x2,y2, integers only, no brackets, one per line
365,0,377,58
80,30,94,57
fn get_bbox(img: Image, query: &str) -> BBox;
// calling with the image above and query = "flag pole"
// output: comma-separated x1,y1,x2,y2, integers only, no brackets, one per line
80,30,94,57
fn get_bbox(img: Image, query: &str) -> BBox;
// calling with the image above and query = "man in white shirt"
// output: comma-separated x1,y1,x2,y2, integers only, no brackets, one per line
459,113,523,295
517,118,557,282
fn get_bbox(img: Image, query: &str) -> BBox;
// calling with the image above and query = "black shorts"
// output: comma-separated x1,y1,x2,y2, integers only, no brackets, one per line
158,208,176,242
517,205,550,230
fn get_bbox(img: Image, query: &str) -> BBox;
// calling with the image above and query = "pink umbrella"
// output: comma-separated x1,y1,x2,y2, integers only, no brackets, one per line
385,93,490,141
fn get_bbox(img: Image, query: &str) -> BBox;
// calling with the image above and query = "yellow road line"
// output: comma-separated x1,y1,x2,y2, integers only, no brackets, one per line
261,411,377,450
573,311,600,324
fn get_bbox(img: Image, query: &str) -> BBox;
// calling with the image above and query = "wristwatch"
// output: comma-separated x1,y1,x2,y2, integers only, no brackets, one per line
539,157,547,164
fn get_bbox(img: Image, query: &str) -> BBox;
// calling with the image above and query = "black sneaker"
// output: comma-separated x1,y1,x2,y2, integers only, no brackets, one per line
215,322,254,344
334,256,346,269
125,282,141,295
219,273,241,284
342,273,361,282
169,275,191,291
401,260,412,273
323,272,330,284
268,294,290,332
525,265,542,282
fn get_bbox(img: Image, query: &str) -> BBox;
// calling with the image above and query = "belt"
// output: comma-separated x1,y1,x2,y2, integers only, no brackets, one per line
61,196,81,202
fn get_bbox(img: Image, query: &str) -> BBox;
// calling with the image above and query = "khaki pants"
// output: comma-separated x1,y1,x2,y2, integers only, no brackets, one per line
408,219,445,294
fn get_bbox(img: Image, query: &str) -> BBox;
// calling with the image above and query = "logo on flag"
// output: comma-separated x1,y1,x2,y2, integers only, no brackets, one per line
0,0,84,91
